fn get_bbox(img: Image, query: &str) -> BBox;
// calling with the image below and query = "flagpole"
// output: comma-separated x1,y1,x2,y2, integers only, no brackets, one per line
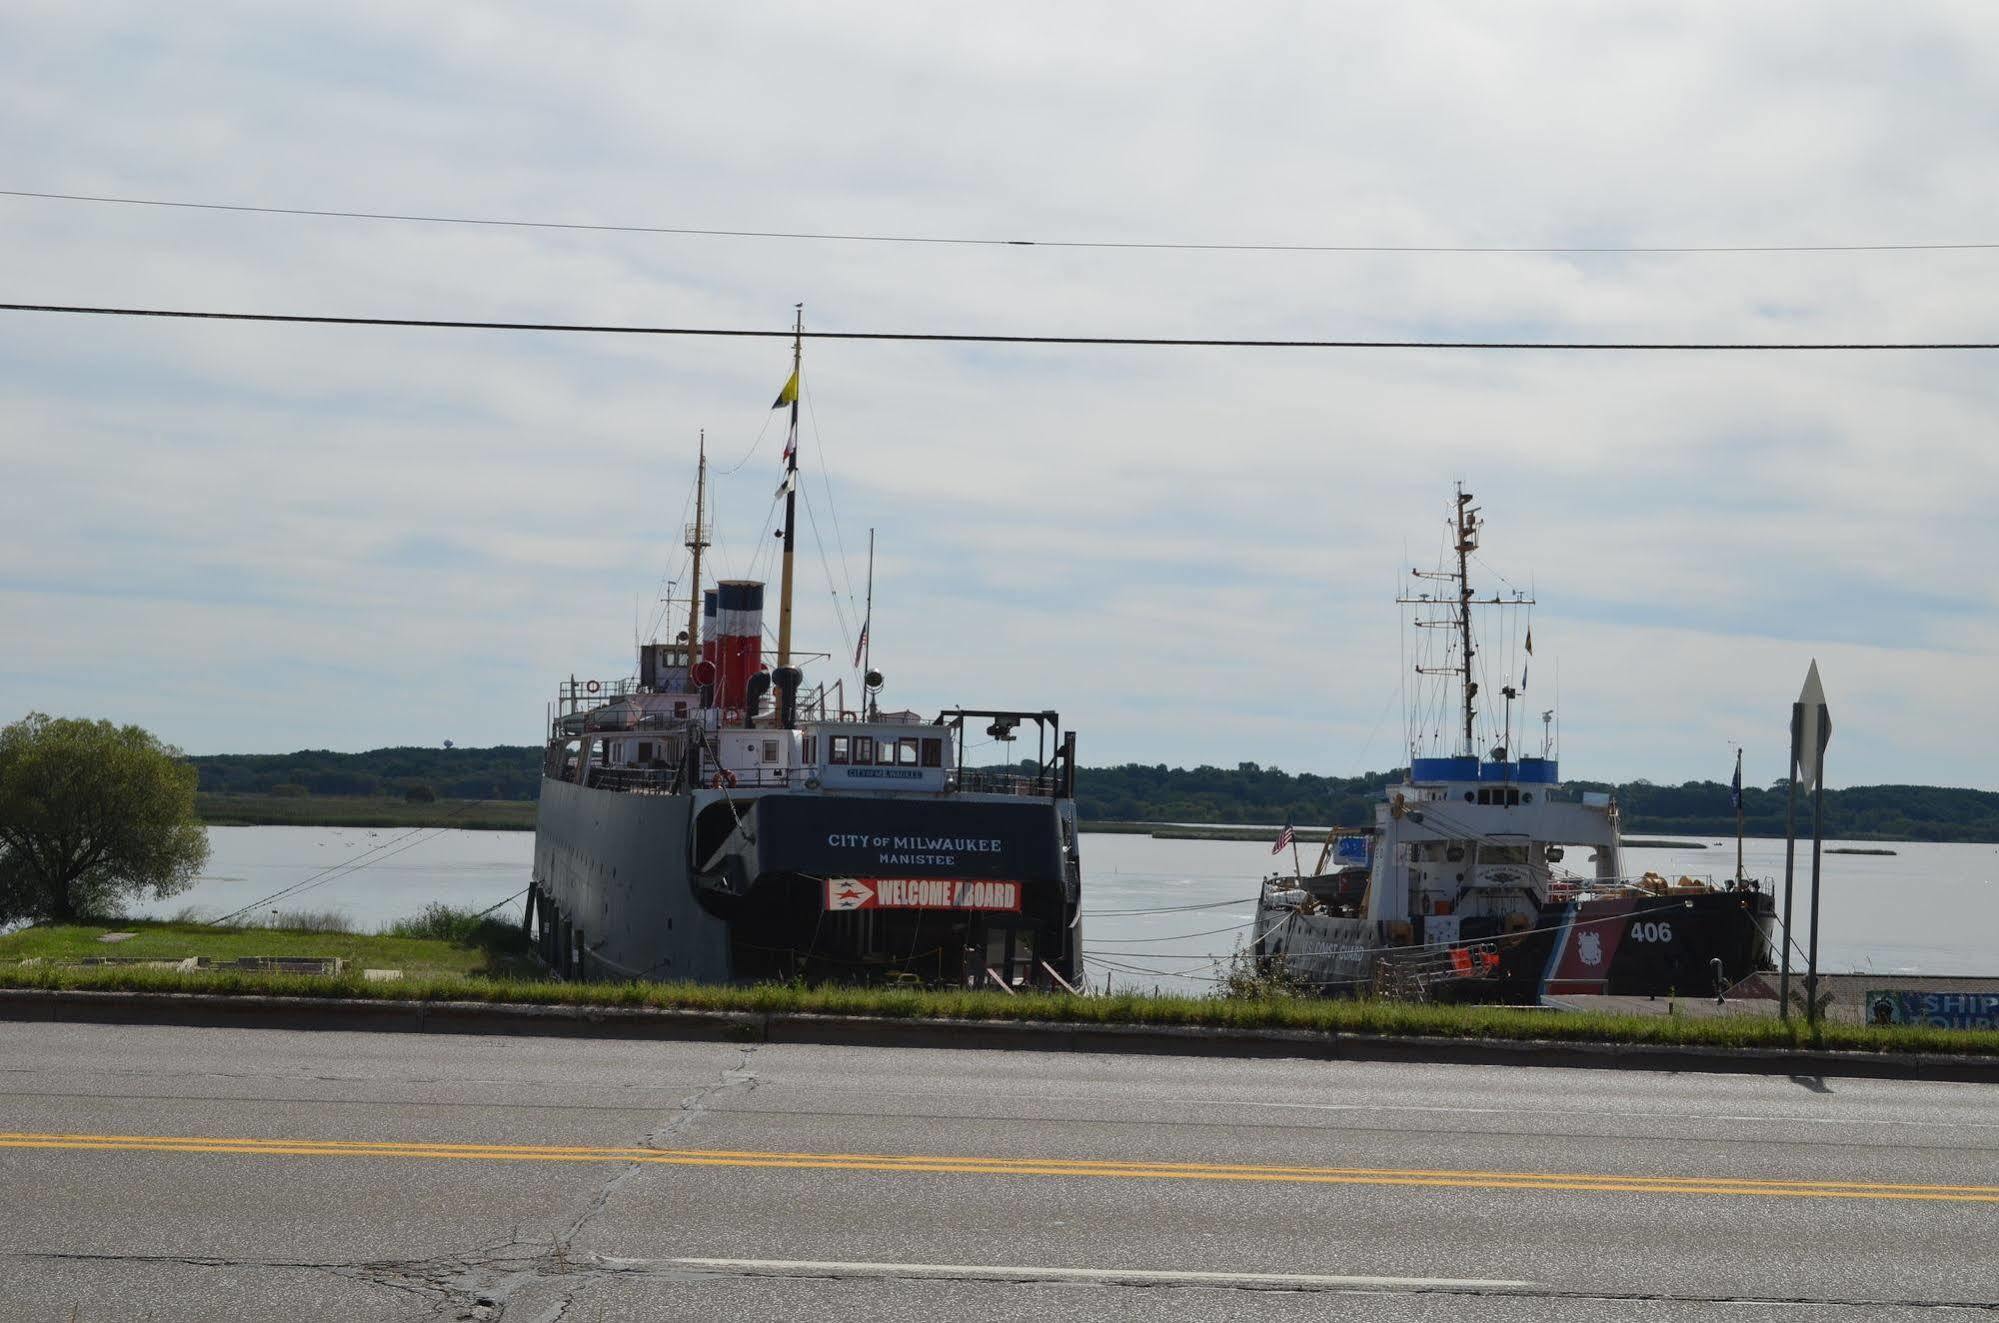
1290,826,1303,880
685,432,707,665
1734,746,1744,884
862,527,875,679
776,304,802,670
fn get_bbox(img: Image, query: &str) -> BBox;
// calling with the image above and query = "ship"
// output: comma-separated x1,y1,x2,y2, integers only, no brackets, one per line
527,312,1084,990
1255,486,1778,1001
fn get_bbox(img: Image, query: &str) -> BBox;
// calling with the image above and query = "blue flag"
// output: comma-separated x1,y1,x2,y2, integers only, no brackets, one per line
1729,749,1743,812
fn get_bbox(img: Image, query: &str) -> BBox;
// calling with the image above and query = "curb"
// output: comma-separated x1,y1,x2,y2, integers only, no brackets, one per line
2,987,1995,1082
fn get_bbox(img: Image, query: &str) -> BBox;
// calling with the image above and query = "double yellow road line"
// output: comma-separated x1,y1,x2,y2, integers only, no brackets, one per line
2,1130,1994,1202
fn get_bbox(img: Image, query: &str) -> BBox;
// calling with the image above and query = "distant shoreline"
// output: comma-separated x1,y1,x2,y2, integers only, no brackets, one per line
192,797,1928,850
197,794,534,832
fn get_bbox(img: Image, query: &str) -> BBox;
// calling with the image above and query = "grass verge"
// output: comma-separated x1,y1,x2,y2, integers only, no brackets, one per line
0,955,1994,1058
0,916,534,980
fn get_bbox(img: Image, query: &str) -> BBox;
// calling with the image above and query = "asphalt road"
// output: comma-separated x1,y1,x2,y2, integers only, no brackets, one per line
0,1022,1994,1321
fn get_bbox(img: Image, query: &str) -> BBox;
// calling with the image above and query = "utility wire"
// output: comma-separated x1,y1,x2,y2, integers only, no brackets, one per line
8,188,1999,255
6,302,1999,350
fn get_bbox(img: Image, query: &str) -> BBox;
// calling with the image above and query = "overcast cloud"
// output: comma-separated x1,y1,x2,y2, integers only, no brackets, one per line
3,2,1997,789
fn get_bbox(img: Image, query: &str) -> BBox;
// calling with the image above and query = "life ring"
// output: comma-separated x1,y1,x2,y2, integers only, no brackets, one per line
838,711,857,723
711,769,737,789
585,680,601,694
724,707,743,725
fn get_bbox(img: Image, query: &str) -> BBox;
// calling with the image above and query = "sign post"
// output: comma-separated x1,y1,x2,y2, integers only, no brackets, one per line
1793,661,1832,1027
1780,717,1799,1021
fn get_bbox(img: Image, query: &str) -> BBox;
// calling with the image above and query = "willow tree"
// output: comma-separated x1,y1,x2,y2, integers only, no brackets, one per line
0,714,208,923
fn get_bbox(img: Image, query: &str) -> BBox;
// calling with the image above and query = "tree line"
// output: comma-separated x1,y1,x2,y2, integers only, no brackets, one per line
183,746,1999,842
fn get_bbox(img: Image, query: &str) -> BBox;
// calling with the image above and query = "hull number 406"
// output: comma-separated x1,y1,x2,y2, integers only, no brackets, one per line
1630,921,1674,943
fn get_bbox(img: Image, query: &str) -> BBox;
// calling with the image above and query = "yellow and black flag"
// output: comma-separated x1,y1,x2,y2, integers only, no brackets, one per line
771,370,799,409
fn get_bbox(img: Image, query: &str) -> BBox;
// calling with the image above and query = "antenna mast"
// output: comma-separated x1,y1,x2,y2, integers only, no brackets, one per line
1452,487,1477,755
776,304,803,668
1398,485,1532,760
684,431,708,662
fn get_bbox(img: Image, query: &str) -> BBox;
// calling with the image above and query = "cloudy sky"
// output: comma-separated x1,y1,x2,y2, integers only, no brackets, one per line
4,2,1997,789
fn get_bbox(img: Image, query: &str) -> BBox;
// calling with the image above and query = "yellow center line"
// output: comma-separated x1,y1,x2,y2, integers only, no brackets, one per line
1,1131,1993,1203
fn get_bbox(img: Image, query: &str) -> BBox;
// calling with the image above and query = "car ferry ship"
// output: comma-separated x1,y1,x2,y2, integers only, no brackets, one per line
528,314,1083,990
1255,487,1777,1001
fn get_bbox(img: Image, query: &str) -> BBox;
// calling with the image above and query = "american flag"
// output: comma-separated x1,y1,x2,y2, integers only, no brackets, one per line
1270,818,1295,856
853,619,869,668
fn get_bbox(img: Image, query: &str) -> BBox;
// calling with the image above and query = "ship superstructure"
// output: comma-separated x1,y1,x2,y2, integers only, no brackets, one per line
528,313,1083,989
1257,487,1776,1000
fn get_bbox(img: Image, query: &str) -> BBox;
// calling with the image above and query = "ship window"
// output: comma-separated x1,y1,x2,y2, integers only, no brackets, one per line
1464,791,1475,802
802,736,817,763
762,739,779,763
897,737,919,765
638,741,653,762
853,735,875,764
920,737,942,768
1522,792,1533,803
829,736,850,765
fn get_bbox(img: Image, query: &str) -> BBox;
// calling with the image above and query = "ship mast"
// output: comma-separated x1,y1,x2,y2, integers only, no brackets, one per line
776,305,802,669
1452,487,1478,756
683,431,708,661
1400,485,1531,761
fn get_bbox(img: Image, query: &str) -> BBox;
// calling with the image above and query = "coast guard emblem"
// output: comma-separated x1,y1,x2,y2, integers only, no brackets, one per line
1578,931,1603,966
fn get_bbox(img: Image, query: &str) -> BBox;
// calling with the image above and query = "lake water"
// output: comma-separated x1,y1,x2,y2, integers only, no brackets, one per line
149,827,1999,994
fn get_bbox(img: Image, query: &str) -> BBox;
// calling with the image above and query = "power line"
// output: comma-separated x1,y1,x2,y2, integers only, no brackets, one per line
5,302,1998,350
6,188,1998,256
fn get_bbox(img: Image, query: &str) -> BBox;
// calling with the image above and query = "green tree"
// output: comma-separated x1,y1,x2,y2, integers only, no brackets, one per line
0,714,209,923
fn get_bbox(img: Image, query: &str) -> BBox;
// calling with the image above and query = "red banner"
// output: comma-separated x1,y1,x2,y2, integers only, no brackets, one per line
824,878,1022,912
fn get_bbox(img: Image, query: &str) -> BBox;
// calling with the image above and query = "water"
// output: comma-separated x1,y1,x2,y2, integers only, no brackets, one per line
152,827,1999,993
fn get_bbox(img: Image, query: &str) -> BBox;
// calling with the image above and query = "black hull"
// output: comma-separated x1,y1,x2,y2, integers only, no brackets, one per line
533,777,1083,988
1453,890,1778,1001
1258,887,1778,1002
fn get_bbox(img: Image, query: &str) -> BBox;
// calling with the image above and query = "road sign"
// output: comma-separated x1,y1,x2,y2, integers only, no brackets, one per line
1794,660,1832,786
823,878,1022,912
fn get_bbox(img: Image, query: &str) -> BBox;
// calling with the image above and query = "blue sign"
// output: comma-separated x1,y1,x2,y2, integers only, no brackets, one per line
1866,990,1999,1030
1334,836,1370,866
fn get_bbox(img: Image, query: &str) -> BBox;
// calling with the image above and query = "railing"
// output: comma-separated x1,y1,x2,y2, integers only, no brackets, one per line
952,769,1060,798
1546,873,1744,901
583,767,681,794
574,764,802,794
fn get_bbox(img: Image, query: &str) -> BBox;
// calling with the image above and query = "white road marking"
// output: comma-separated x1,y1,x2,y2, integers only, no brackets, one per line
669,1257,1538,1291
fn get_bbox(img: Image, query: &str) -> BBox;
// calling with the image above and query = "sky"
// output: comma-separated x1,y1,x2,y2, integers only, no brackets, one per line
3,2,1998,789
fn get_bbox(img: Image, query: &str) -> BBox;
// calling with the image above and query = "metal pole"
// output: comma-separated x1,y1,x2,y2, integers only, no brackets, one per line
776,305,802,669
685,433,706,660
1805,728,1826,1028
1779,704,1800,1021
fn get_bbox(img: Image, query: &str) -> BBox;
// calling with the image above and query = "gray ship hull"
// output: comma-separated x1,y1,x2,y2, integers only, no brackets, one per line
529,774,1083,987
531,776,733,982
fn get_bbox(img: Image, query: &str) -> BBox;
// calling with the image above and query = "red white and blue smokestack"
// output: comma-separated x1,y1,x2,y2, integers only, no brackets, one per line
714,580,765,715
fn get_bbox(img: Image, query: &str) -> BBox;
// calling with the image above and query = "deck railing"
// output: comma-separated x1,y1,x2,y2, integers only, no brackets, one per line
951,769,1059,797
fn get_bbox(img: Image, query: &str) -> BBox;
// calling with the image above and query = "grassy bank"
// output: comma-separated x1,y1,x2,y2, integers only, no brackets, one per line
1,954,1994,1058
197,793,535,831
0,915,535,980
